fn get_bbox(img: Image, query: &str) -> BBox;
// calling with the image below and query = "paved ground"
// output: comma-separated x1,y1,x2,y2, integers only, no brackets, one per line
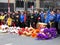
0,33,60,45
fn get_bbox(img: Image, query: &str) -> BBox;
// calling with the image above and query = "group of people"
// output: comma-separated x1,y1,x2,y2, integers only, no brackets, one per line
0,9,60,34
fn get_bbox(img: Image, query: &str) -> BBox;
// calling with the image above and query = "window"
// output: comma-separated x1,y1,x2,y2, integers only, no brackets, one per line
28,2,34,8
0,3,14,12
40,0,54,8
56,2,60,6
16,0,24,8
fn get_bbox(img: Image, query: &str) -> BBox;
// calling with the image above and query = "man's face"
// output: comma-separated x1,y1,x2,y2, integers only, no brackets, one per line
13,13,15,15
57,10,60,13
20,11,24,15
15,11,18,14
50,11,54,15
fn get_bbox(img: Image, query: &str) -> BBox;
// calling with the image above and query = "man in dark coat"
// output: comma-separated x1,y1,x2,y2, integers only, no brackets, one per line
56,10,60,34
14,12,20,27
26,11,31,27
30,12,35,28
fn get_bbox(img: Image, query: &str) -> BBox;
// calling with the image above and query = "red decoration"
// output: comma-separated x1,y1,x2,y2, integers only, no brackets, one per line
18,30,23,35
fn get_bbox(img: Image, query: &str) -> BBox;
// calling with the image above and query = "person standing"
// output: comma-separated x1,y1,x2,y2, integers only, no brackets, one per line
56,10,60,34
6,13,12,27
45,11,56,28
26,11,31,27
11,12,16,26
40,11,44,22
15,11,19,27
19,12,25,28
34,11,40,28
7,16,12,27
30,12,35,28
0,12,6,25
49,11,56,28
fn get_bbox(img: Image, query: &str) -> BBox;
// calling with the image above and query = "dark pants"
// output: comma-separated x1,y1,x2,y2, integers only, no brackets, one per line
19,22,25,28
26,20,30,27
0,20,1,25
30,21,35,28
47,23,50,28
15,22,19,27
55,22,58,33
58,21,60,34
34,21,38,28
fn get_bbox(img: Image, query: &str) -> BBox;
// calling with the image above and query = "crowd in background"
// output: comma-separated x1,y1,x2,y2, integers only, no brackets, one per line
0,9,60,34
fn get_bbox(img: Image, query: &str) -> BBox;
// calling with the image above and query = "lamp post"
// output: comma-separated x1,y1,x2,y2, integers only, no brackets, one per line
8,0,10,13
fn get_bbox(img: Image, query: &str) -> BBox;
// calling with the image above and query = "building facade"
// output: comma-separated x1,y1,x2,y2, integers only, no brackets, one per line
0,0,60,12
0,0,15,12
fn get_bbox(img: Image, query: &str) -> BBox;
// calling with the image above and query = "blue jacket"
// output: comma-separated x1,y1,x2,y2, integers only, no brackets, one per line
45,14,56,23
19,14,24,22
45,14,50,23
44,10,51,23
40,12,44,22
